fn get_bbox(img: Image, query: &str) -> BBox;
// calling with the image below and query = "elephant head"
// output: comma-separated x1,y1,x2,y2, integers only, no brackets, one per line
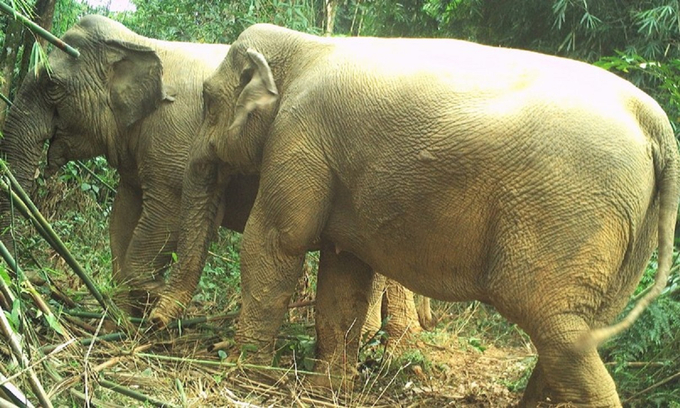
201,46,281,174
1,15,168,240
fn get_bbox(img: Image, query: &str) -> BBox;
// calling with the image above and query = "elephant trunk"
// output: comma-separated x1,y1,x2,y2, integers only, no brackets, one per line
0,78,55,252
151,154,223,327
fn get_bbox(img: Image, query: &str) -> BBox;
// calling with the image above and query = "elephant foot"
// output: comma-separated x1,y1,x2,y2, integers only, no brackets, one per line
149,291,193,329
304,359,357,395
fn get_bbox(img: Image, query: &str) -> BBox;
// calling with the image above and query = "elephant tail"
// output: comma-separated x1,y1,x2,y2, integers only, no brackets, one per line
580,111,680,350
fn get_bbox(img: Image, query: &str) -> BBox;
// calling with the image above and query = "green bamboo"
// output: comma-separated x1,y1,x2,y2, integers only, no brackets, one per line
76,161,116,193
0,179,57,249
65,310,144,324
98,378,178,408
0,1,79,58
0,239,68,338
0,161,111,313
136,353,323,377
0,93,12,106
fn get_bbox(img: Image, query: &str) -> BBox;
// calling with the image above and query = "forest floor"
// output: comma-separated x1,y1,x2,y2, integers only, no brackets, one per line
12,282,536,407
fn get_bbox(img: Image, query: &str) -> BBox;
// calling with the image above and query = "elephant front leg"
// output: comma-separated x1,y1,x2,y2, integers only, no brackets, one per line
109,183,143,313
235,211,306,362
313,243,375,390
121,196,179,317
235,163,333,365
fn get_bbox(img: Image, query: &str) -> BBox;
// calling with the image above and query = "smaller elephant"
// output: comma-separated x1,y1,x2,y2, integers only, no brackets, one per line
172,24,679,407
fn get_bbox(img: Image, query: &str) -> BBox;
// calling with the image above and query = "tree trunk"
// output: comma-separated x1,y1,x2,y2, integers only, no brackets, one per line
0,0,56,130
324,0,338,36
0,18,25,129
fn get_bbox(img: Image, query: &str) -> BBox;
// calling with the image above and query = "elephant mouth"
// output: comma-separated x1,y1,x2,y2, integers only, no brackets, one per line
44,133,64,177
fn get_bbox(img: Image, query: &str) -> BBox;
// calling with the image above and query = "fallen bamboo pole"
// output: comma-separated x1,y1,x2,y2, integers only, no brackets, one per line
0,162,127,327
98,377,178,408
0,302,53,408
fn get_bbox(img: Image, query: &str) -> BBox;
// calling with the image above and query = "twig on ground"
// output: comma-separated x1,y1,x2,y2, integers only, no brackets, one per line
98,377,179,408
0,300,53,408
41,332,127,354
222,387,268,408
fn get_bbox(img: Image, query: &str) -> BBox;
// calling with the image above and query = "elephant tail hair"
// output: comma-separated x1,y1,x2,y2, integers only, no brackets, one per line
578,116,680,350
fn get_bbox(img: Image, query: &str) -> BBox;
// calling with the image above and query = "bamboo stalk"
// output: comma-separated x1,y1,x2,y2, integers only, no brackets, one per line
0,302,53,408
98,377,179,408
624,370,680,403
0,162,120,319
0,180,56,249
75,161,116,193
64,309,239,329
135,353,324,377
0,1,79,57
64,310,144,324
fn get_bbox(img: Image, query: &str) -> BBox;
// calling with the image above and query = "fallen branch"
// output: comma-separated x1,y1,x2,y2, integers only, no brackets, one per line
0,301,53,408
135,353,323,378
98,377,179,408
0,163,126,325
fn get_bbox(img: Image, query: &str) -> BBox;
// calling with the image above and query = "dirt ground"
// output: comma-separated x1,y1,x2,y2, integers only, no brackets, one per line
23,304,534,407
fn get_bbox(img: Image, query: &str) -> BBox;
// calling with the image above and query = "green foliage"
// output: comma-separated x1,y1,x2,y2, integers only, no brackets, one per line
274,329,316,371
595,53,680,136
125,0,320,44
599,255,680,405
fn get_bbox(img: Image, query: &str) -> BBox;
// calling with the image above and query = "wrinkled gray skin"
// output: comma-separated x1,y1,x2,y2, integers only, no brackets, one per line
169,24,679,407
0,15,258,313
0,16,423,332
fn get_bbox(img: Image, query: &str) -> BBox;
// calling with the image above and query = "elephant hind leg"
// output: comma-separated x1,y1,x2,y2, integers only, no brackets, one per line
313,244,375,390
518,358,553,408
526,314,621,407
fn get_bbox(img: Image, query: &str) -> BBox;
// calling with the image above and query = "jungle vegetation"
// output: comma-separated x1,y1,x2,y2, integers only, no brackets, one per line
0,1,678,406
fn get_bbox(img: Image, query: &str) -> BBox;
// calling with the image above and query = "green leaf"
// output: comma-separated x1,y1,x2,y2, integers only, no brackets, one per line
0,264,10,286
45,313,65,335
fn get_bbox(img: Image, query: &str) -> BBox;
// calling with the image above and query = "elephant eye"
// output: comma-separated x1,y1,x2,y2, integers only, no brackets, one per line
46,79,66,102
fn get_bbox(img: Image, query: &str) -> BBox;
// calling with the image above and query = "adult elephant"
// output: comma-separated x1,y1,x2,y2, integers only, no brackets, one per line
165,24,679,407
1,15,238,313
0,15,424,335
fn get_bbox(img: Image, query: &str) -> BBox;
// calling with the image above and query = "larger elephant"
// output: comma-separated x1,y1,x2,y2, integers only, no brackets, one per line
0,16,423,337
170,24,679,407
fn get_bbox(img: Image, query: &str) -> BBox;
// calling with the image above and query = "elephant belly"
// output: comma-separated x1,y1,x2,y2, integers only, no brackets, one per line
323,188,491,302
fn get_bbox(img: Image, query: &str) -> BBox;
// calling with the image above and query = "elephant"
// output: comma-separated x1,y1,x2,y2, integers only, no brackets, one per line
0,15,425,337
166,24,679,407
0,14,240,314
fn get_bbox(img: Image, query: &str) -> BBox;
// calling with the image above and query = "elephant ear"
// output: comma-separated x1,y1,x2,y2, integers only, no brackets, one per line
105,40,169,128
227,48,279,137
